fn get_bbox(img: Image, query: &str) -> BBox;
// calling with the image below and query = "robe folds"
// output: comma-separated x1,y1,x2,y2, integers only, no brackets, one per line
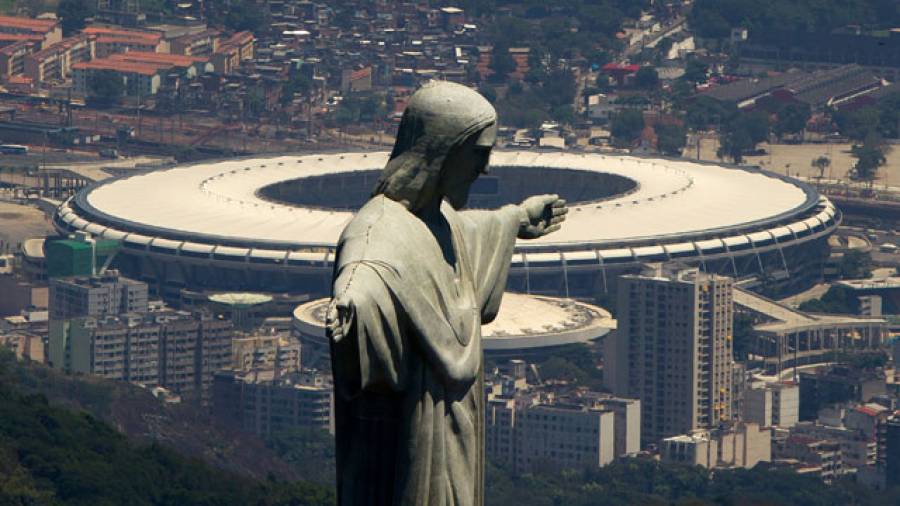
329,195,521,506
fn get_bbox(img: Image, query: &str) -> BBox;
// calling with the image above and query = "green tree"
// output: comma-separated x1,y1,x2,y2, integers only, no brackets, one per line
635,66,659,89
656,37,674,61
833,106,881,142
541,68,576,108
86,71,125,108
811,155,831,182
490,45,516,82
774,103,811,140
799,285,862,314
477,84,497,104
221,0,265,32
280,72,313,106
685,96,734,131
57,0,95,35
610,109,645,147
839,249,873,279
717,111,769,163
656,123,687,156
682,59,709,84
850,139,887,188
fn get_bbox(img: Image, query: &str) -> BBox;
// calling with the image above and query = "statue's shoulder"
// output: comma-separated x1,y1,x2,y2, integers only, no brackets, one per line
340,195,417,240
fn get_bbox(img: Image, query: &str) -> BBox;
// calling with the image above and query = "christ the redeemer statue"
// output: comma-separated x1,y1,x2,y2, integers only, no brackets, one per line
327,81,568,506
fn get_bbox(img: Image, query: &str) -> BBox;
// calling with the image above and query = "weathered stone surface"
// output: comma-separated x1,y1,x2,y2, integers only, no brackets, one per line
327,81,567,506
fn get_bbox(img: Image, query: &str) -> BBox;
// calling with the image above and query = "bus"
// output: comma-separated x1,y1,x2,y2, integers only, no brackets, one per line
0,144,28,155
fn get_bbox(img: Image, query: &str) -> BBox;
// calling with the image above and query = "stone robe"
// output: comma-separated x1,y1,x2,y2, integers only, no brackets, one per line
329,195,521,506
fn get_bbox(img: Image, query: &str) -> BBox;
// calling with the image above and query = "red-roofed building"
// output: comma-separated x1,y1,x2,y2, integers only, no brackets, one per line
171,29,221,57
211,31,254,74
0,39,38,80
108,51,208,68
602,63,640,85
0,15,61,49
341,65,372,93
83,26,165,57
24,34,95,85
72,50,211,97
73,59,164,97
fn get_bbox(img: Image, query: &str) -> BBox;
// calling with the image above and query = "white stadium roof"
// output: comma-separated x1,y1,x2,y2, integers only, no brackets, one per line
69,151,811,247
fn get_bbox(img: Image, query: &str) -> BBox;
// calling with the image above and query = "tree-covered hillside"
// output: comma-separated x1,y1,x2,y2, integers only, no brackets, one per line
0,351,333,505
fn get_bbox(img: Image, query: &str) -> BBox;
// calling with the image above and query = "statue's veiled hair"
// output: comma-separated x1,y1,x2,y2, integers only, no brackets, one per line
373,81,497,212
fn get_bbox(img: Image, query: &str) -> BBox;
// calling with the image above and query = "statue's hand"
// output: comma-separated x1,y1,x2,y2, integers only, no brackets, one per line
326,295,354,343
518,194,568,239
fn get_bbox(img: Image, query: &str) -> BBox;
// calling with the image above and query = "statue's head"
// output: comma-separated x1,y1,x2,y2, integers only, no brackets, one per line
373,81,497,212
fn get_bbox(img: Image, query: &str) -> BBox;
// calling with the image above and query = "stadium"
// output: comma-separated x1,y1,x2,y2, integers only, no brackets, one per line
53,150,840,303
292,292,616,368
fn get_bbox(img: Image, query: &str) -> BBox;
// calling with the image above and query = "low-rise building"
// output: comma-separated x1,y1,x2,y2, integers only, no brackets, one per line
211,369,333,436
485,372,639,474
24,34,96,85
790,422,877,470
0,15,62,49
82,26,166,57
0,331,44,362
799,365,887,421
744,382,799,428
0,40,37,80
661,422,771,469
171,29,221,56
230,331,301,374
516,404,615,473
774,434,849,482
72,59,161,96
211,31,254,74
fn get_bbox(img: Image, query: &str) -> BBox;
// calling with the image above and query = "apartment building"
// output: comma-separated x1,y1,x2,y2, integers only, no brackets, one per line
56,309,232,403
606,265,734,446
24,34,96,85
661,422,771,469
49,270,148,320
516,404,616,473
0,15,62,49
212,31,254,74
744,382,800,428
82,26,166,57
0,40,37,79
211,369,333,436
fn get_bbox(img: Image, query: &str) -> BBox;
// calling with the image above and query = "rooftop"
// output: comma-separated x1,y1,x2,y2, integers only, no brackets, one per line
83,26,161,43
293,292,615,350
66,151,815,250
0,15,58,33
72,59,165,76
108,51,208,68
29,34,94,60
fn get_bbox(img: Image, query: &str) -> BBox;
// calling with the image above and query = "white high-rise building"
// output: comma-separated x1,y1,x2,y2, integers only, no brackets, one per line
606,264,734,446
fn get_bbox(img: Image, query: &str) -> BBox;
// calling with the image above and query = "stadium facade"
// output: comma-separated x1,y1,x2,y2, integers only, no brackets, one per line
53,151,840,303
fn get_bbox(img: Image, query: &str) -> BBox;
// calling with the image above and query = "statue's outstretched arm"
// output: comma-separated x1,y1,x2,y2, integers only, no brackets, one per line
517,194,568,239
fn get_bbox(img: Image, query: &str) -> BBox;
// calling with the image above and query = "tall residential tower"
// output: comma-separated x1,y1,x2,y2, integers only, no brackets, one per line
606,265,734,446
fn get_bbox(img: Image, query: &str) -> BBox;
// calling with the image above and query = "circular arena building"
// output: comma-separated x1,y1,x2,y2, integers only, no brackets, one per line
53,151,840,303
292,293,616,368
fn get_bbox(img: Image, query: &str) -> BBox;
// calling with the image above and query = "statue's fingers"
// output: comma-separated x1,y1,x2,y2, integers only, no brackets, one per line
554,199,567,207
326,305,339,324
544,224,562,234
552,206,568,216
550,215,566,225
